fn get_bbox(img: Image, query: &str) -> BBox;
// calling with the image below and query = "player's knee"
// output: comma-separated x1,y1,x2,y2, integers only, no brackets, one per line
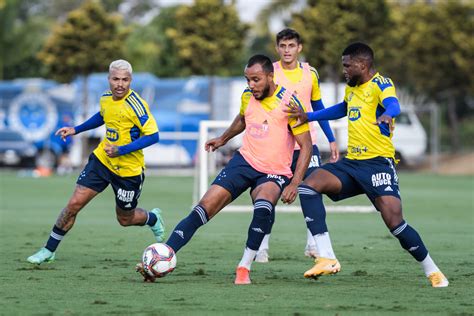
116,214,133,226
382,207,403,229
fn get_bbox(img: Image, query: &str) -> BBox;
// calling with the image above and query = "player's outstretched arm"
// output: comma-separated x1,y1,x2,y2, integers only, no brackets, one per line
56,112,105,142
281,131,312,204
55,127,76,142
205,114,245,152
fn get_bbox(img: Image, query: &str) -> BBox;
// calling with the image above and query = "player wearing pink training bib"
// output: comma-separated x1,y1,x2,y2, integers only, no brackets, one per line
136,55,312,284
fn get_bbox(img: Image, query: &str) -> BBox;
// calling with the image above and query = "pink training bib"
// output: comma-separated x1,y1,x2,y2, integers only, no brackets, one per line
273,61,318,148
239,88,295,178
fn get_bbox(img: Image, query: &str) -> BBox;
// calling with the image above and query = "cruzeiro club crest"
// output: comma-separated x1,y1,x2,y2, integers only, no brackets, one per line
8,92,58,142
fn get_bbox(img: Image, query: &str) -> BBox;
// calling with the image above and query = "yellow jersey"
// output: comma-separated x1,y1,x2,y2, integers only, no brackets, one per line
240,85,309,136
93,89,158,177
345,72,398,160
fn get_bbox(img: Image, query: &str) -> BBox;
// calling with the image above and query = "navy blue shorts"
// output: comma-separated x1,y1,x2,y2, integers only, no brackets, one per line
291,144,321,180
321,157,401,203
77,154,145,210
212,151,290,200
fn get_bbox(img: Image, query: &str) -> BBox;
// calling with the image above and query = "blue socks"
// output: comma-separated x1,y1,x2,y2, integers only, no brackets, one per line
45,225,67,252
298,185,328,234
166,205,209,253
246,199,274,250
391,220,428,261
145,211,157,226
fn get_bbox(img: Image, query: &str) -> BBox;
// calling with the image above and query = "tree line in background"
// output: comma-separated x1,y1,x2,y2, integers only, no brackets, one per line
1,0,473,151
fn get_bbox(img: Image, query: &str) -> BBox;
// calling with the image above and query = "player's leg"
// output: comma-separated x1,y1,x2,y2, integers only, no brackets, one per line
362,157,448,287
165,153,252,256
302,145,323,258
374,195,448,287
27,154,105,264
256,145,322,261
300,167,344,278
137,184,233,282
27,184,99,264
165,184,232,253
236,180,282,284
111,171,165,242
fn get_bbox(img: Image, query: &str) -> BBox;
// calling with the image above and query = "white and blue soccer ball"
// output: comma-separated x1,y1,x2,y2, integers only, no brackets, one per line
142,243,177,278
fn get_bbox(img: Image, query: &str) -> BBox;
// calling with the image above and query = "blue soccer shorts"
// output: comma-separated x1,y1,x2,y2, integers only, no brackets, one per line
212,151,290,201
291,144,321,180
321,156,401,202
77,154,145,210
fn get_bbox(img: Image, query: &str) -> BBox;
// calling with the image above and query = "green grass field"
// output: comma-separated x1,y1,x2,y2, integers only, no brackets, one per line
1,170,473,315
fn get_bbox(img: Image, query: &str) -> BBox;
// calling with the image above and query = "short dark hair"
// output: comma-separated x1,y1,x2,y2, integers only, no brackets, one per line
276,28,302,45
342,42,374,64
247,54,274,74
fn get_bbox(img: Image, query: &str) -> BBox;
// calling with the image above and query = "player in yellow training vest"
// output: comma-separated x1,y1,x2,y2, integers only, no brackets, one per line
286,42,448,288
27,60,165,265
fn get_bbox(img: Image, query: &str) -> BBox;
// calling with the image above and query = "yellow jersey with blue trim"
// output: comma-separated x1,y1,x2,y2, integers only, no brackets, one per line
345,72,397,160
240,85,309,136
93,89,158,177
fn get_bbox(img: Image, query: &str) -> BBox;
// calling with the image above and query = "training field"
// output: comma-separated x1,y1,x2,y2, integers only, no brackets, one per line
1,170,473,315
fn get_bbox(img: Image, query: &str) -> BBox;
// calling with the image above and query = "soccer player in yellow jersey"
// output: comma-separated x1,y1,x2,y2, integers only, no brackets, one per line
286,43,448,287
256,28,339,262
27,60,165,265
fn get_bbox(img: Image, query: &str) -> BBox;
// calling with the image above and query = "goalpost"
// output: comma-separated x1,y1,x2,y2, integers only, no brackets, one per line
194,120,375,213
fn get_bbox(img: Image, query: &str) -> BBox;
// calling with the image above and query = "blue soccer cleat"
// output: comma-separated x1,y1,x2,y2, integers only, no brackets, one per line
150,208,165,242
27,247,55,264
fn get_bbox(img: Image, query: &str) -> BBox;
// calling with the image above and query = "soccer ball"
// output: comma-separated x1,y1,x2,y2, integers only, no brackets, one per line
142,243,177,278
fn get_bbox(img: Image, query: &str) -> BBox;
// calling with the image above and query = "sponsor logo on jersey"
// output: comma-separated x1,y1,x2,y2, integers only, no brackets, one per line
117,188,135,202
350,145,368,156
106,127,119,142
372,173,392,187
248,122,269,139
348,108,361,121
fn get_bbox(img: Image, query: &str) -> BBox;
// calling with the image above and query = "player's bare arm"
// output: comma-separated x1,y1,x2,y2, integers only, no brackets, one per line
281,131,312,204
205,114,246,152
55,126,76,141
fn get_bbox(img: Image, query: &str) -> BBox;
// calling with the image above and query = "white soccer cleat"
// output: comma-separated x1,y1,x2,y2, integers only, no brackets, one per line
27,247,55,264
